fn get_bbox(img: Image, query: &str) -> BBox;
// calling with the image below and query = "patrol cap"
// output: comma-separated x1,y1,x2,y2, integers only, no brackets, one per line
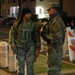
21,7,31,15
47,3,60,11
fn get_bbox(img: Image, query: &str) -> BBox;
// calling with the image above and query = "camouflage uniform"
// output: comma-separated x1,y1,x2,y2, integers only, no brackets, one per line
9,20,41,75
42,14,66,75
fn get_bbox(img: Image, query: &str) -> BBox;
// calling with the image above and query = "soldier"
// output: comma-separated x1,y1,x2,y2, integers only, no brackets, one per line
41,3,66,75
9,7,41,75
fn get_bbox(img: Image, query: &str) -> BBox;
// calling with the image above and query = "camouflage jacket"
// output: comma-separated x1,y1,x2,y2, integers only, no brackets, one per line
44,15,66,45
9,20,41,50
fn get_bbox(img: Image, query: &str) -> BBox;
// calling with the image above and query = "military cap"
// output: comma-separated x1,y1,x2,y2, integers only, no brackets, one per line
47,3,60,11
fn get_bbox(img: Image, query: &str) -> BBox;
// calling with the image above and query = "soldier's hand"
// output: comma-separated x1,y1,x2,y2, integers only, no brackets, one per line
10,44,15,50
36,50,39,58
34,50,39,62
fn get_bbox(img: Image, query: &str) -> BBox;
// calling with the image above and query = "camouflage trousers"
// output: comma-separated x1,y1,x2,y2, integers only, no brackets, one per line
16,45,35,75
47,44,63,75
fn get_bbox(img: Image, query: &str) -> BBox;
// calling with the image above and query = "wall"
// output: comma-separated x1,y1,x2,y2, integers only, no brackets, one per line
50,0,59,4
36,0,50,14
63,0,75,17
36,0,59,14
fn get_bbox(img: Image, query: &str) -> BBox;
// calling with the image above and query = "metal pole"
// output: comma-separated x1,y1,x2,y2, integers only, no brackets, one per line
0,0,1,15
27,0,30,7
59,0,63,12
18,0,21,16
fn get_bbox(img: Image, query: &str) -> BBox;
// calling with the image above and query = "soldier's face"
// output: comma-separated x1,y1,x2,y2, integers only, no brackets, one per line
48,8,55,16
23,13,31,20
